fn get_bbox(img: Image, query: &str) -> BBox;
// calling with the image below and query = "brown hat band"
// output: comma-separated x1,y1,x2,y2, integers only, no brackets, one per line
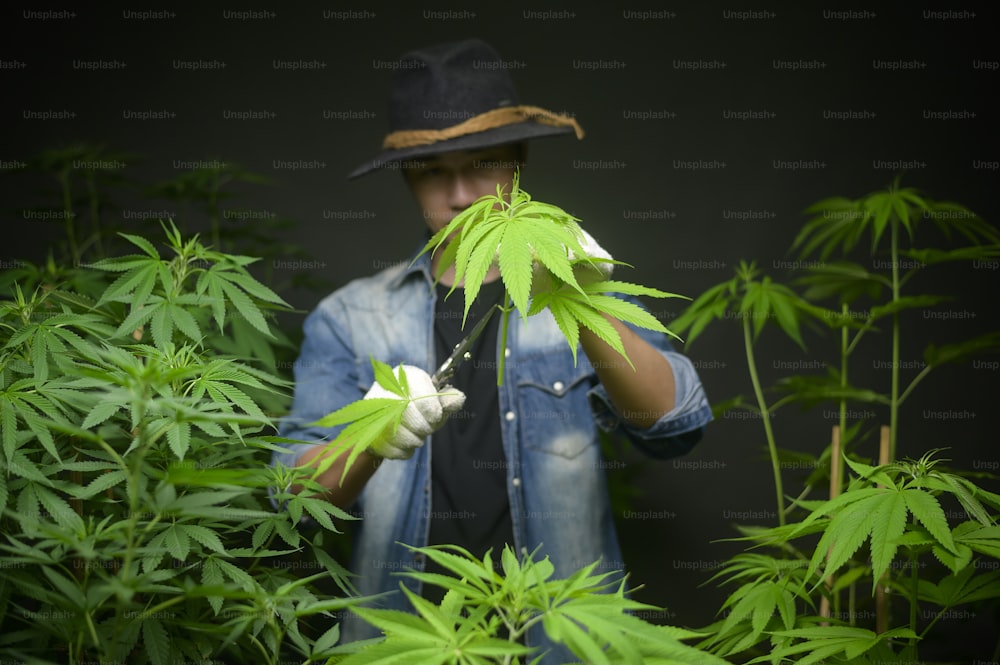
381,105,585,149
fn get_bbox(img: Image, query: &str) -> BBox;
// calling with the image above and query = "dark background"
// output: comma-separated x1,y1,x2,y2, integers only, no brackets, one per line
3,1,998,657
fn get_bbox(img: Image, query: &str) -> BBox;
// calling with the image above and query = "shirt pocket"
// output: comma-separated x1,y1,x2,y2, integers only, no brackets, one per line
515,349,598,459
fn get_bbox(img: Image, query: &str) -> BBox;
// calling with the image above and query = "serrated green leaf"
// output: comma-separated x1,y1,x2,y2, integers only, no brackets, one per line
869,294,951,321
298,496,342,532
868,490,907,583
372,357,407,398
81,398,121,430
350,606,447,644
164,523,191,561
805,494,881,587
34,484,83,532
202,557,225,615
530,226,577,288
113,302,159,340
581,293,668,334
902,488,956,553
311,397,408,483
166,421,191,460
120,232,162,259
42,566,87,608
219,280,272,337
180,523,228,554
497,219,535,316
168,303,203,343
72,469,127,500
931,542,973,575
312,623,341,656
461,225,506,324
215,268,289,306
143,618,171,665
150,302,173,349
546,294,630,369
843,455,896,488
923,331,1000,369
402,544,497,595
98,262,160,307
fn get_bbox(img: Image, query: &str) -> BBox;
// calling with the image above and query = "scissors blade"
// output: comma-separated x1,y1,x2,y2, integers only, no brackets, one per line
431,303,498,388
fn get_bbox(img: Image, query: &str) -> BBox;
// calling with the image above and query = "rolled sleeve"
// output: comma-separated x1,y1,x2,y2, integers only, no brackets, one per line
588,350,712,458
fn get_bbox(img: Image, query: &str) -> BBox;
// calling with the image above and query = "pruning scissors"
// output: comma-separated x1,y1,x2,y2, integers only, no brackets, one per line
431,304,499,389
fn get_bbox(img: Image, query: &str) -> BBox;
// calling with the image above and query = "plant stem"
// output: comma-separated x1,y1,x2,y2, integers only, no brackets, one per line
908,545,919,649
897,365,931,406
114,392,149,654
497,293,512,387
743,317,785,527
838,302,849,466
836,311,850,621
889,220,901,463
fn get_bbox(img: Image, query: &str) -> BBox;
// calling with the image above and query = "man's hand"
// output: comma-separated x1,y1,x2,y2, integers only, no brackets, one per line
365,364,466,460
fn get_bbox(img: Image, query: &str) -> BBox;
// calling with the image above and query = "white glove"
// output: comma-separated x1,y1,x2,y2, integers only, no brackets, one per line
364,364,466,460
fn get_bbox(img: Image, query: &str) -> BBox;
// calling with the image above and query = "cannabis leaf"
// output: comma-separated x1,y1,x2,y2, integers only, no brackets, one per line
792,176,998,261
671,260,827,350
755,626,919,665
694,552,816,656
308,357,411,482
416,170,685,382
89,220,291,349
529,279,683,367
418,170,591,323
790,455,961,593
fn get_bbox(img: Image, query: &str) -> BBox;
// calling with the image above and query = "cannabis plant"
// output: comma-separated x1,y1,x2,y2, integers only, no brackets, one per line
337,542,730,665
420,171,682,381
670,178,1000,662
0,222,366,664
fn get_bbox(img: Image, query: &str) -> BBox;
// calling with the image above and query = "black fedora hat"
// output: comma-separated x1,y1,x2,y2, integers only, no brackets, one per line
348,38,583,179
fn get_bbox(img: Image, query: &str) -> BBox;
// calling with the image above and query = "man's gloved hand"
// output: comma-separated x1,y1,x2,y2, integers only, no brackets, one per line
364,364,466,460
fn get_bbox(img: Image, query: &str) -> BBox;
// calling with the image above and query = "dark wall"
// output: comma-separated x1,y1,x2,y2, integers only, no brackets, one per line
3,1,998,654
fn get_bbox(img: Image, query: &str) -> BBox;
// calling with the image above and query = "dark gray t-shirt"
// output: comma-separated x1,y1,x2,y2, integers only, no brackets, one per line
424,279,513,604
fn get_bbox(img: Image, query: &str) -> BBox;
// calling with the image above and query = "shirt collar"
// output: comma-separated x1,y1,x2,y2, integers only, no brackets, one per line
387,241,435,290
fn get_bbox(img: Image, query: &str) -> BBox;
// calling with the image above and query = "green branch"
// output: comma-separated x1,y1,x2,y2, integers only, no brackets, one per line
744,316,785,528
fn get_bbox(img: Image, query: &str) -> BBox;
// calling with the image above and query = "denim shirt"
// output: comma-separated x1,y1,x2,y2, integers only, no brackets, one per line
271,247,713,656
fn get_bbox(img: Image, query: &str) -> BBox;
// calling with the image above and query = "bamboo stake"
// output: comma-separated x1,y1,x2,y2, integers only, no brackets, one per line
875,425,891,634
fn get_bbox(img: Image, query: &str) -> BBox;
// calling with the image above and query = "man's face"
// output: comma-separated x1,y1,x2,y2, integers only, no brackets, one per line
403,144,523,235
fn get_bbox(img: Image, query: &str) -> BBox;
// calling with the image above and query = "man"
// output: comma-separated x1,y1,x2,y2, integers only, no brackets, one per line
272,38,713,660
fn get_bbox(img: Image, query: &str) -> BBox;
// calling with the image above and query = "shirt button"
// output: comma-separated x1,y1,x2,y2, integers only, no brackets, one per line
512,477,521,487
505,411,515,421
553,381,564,391
504,347,511,358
